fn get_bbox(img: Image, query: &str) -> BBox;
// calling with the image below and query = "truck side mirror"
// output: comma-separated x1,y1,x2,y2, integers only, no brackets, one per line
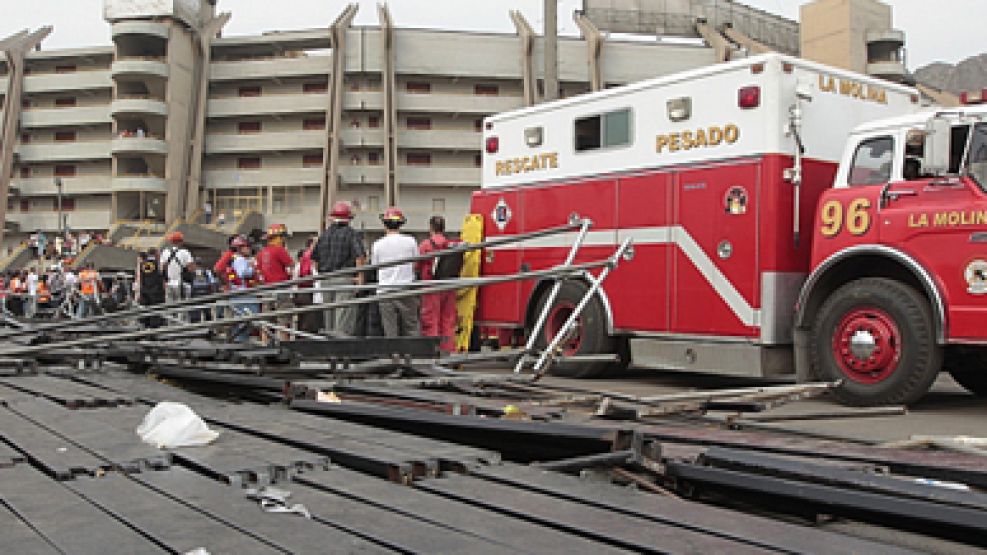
922,117,951,176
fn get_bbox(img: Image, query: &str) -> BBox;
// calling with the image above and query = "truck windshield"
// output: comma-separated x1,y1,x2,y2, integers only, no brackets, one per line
967,123,987,189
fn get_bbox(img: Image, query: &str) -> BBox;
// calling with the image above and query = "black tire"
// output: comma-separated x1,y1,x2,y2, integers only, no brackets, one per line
809,277,941,406
945,349,987,396
531,280,627,378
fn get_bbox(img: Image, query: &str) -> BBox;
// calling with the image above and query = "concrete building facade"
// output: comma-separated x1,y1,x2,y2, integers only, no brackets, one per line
0,0,718,255
799,0,906,82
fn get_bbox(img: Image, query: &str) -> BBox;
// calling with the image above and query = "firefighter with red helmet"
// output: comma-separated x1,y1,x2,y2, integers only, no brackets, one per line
257,223,295,340
372,207,420,337
311,200,366,335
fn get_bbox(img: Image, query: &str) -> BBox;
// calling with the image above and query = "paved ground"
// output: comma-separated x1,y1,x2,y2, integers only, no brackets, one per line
470,366,987,445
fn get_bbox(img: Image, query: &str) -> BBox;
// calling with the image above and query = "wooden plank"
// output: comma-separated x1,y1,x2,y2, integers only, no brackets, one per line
0,407,106,479
6,400,169,472
416,474,768,554
136,467,392,554
66,474,283,554
0,498,63,555
475,463,904,555
0,465,166,553
295,467,631,555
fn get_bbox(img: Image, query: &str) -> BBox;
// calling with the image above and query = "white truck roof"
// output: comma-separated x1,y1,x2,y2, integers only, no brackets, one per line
483,53,922,189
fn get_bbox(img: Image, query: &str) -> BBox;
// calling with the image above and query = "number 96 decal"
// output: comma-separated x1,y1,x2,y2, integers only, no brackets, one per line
820,198,872,237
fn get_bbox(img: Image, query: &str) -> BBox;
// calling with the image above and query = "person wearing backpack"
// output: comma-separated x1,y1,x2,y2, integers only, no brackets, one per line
417,215,461,354
188,257,218,323
137,248,166,328
159,231,195,319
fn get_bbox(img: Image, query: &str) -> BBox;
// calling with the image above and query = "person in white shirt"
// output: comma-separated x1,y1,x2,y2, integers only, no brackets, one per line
25,268,38,318
159,231,195,313
371,207,419,337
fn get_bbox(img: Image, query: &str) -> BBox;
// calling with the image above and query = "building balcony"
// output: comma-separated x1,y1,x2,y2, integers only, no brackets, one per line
209,55,331,81
339,165,480,186
207,93,328,118
340,128,384,147
23,69,112,93
399,165,480,186
111,57,169,80
866,29,905,47
110,97,168,117
111,174,167,192
7,210,112,232
14,176,111,196
112,20,171,41
205,130,325,154
397,129,481,150
21,105,111,128
344,91,383,111
396,92,524,115
867,61,907,80
16,141,112,162
203,167,322,188
111,136,168,156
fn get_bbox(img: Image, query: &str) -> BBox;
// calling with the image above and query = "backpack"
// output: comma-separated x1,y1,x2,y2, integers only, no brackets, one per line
190,269,214,297
430,239,464,280
162,247,195,284
140,257,164,293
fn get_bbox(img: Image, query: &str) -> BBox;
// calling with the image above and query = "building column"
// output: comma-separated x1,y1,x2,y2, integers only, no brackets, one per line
379,4,398,208
319,3,358,230
509,11,537,107
695,20,733,63
185,12,231,221
573,12,604,92
543,0,558,101
0,27,51,246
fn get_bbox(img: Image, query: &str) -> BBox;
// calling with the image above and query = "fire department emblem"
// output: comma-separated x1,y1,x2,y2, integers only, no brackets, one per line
492,198,513,231
724,186,748,215
964,259,987,295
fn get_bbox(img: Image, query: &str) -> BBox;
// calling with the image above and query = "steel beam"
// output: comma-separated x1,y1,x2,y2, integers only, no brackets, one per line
509,11,537,106
573,13,604,92
721,24,774,55
185,13,231,220
543,0,558,101
378,4,399,207
319,3,358,229
695,20,732,63
0,27,52,245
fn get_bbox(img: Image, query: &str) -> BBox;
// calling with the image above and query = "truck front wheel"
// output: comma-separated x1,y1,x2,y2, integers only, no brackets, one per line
809,278,941,406
532,280,626,378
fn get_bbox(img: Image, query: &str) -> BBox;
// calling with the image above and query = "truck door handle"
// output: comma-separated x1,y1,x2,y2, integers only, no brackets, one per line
887,189,917,200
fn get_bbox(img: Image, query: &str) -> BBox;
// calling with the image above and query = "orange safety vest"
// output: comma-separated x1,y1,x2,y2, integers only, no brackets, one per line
80,269,99,296
37,283,50,303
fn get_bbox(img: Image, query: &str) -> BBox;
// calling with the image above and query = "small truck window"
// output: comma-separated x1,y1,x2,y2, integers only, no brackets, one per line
574,108,632,152
967,123,987,189
849,136,894,186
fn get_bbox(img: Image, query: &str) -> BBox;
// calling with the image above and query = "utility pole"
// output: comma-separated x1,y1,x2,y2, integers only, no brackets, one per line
543,0,558,102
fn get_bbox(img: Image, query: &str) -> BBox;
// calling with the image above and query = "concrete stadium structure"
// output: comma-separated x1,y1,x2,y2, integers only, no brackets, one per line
0,0,721,257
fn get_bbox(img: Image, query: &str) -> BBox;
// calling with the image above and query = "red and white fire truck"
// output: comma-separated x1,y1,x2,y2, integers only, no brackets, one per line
471,53,987,405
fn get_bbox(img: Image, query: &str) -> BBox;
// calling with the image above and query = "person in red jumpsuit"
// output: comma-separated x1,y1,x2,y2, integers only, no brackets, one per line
256,223,295,340
417,215,459,354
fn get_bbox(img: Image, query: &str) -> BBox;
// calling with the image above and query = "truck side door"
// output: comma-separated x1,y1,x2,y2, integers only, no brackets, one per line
879,123,987,341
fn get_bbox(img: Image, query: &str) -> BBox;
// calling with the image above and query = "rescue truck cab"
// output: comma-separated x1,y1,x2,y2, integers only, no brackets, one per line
471,53,987,405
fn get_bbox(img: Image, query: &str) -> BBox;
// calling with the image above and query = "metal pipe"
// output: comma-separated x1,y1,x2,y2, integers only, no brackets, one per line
0,220,587,339
0,257,613,356
514,218,591,373
532,239,632,377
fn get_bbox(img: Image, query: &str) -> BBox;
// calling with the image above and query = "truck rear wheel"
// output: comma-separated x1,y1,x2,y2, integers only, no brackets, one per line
809,277,941,406
945,349,987,396
532,280,626,378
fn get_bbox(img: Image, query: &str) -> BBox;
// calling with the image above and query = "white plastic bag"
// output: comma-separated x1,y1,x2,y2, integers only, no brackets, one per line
136,402,219,449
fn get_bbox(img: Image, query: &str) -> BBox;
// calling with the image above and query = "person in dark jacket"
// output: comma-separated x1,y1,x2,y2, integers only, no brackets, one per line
310,201,366,335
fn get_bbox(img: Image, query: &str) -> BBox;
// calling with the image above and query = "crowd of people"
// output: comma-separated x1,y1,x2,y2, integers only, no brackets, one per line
0,263,131,320
132,201,464,353
22,229,107,262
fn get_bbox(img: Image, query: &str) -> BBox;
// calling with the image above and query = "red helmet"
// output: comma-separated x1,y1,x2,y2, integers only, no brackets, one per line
167,231,184,244
330,201,354,220
266,223,287,237
230,235,249,248
380,207,406,225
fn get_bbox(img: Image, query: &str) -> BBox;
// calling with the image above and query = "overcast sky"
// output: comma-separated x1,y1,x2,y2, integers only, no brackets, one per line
0,0,980,70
